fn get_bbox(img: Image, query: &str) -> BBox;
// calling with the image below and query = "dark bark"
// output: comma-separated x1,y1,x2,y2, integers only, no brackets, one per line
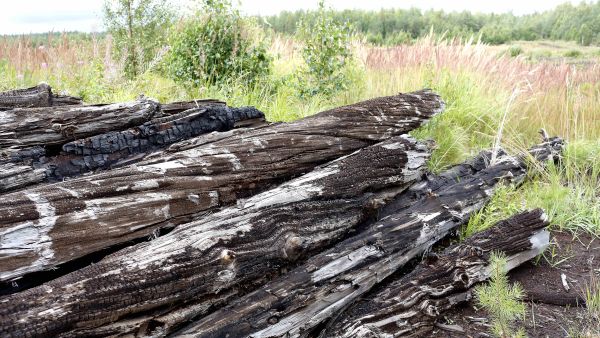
0,136,431,337
327,209,550,338
0,83,82,110
0,90,444,281
173,138,563,338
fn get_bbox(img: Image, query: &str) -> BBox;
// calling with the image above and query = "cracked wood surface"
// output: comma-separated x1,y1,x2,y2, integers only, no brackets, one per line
0,90,444,282
0,105,265,193
0,98,160,153
328,209,550,338
174,138,563,338
0,135,431,337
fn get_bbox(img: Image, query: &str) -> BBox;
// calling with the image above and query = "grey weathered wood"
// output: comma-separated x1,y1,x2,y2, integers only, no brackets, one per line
0,84,83,110
173,137,563,338
0,98,160,153
327,209,550,338
0,90,444,281
0,105,266,193
0,136,431,337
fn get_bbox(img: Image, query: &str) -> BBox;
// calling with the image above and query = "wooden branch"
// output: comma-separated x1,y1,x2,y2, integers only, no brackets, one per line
327,209,550,338
0,135,431,337
173,138,563,338
0,84,82,110
0,90,444,281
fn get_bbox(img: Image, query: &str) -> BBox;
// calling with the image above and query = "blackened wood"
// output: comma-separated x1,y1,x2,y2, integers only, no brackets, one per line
160,99,226,115
0,90,444,281
174,138,563,338
327,209,550,338
0,98,160,153
0,84,83,110
0,106,266,193
0,136,430,337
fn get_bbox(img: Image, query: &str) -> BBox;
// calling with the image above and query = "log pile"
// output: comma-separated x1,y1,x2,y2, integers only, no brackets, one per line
0,84,564,338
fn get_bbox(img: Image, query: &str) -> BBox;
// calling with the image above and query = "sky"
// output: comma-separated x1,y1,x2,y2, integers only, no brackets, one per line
0,0,584,35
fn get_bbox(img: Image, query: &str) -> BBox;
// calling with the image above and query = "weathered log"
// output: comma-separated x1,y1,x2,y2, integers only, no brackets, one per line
0,98,160,153
0,105,266,193
327,209,550,338
0,89,444,281
0,83,82,110
0,135,431,337
160,99,226,115
174,137,563,338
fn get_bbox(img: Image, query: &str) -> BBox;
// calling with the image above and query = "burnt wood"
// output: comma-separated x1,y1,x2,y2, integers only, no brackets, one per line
327,209,550,338
0,83,82,110
0,105,266,193
0,135,431,337
0,90,444,281
173,138,562,338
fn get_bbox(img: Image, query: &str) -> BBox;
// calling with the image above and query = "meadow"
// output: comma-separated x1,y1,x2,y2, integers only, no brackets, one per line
0,32,599,239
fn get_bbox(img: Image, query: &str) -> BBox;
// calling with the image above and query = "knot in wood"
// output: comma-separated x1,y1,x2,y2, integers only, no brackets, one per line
283,235,306,261
452,270,470,288
267,315,279,325
220,249,236,265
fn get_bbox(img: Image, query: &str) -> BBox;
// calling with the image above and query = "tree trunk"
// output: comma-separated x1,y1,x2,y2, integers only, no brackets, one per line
172,138,563,338
327,209,550,338
0,83,82,110
0,90,444,281
0,136,431,337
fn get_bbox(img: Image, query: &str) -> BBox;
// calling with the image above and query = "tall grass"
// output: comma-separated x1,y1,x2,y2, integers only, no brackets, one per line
0,33,598,235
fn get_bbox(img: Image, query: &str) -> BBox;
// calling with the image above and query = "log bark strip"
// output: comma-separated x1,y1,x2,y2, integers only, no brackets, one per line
0,89,444,281
174,138,563,338
0,84,82,110
327,209,550,338
0,135,431,337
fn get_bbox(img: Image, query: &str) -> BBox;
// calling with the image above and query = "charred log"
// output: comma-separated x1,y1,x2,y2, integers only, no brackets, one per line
0,105,266,193
0,90,444,281
0,98,160,153
327,209,550,338
0,83,82,110
173,138,563,338
0,135,430,337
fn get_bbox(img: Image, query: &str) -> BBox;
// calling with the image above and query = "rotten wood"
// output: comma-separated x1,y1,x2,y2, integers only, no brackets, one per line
325,209,550,338
172,138,563,338
0,90,444,281
0,83,82,110
0,135,431,337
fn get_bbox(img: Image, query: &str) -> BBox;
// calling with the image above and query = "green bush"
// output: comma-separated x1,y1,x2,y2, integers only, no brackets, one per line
164,0,271,86
564,49,583,58
295,0,352,98
508,45,523,57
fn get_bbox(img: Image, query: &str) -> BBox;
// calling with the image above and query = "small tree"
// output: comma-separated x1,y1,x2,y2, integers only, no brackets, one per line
103,0,174,78
164,0,271,86
296,0,352,98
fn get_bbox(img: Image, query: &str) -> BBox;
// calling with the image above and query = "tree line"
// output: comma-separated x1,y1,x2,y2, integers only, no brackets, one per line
262,1,600,46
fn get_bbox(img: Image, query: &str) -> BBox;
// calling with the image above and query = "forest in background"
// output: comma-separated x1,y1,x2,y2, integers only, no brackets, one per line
264,1,600,45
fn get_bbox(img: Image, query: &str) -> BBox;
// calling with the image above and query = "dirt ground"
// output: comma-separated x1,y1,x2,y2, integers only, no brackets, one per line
434,231,600,338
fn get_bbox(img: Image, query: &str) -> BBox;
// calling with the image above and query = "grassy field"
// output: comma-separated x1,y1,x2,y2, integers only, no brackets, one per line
1,33,599,237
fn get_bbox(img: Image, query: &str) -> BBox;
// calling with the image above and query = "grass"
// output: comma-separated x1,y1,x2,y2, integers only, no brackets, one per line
0,33,599,237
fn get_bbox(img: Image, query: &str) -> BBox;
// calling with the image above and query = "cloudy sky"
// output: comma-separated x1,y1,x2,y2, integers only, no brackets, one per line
0,0,584,35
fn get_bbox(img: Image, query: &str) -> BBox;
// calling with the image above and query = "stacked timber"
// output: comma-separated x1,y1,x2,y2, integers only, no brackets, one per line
0,84,564,338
